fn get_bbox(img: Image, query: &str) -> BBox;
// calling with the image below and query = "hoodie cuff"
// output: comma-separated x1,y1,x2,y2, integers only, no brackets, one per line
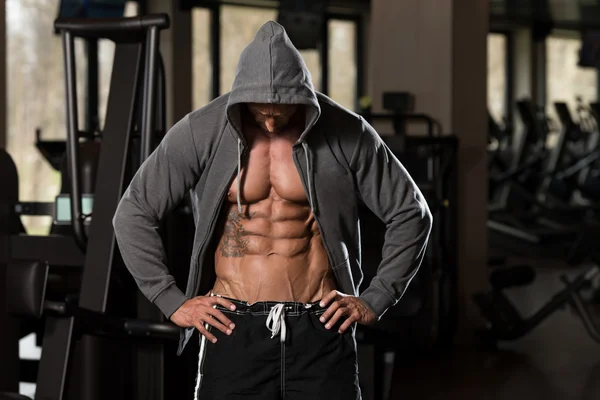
359,285,397,320
153,284,188,320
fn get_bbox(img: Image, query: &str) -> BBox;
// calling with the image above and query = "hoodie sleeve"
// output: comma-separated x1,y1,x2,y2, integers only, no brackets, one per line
112,115,201,319
351,117,433,319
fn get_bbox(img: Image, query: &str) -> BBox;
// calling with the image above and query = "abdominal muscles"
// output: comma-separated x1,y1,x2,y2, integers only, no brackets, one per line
211,193,336,304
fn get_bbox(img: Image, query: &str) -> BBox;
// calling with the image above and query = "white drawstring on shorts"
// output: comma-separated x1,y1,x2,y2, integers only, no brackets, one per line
266,304,287,342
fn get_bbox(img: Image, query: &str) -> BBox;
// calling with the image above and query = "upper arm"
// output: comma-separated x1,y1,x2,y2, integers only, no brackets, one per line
123,114,202,220
350,117,432,317
350,117,429,224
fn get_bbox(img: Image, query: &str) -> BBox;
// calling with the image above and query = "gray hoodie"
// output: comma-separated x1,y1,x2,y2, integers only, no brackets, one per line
113,21,432,355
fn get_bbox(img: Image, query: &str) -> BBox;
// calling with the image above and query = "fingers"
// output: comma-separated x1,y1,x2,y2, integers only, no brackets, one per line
195,309,235,344
319,290,341,324
325,307,348,330
210,296,237,312
319,290,339,308
205,309,235,334
320,299,341,324
188,295,238,343
210,308,236,330
196,323,218,344
319,295,362,334
338,312,358,333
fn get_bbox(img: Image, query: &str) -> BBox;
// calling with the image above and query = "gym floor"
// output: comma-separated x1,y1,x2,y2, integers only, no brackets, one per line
389,256,600,400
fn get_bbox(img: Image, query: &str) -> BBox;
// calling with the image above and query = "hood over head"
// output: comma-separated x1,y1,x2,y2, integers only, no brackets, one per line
226,21,321,214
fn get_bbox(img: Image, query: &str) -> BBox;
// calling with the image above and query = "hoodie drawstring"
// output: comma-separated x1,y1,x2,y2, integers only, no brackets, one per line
237,138,243,213
302,142,316,215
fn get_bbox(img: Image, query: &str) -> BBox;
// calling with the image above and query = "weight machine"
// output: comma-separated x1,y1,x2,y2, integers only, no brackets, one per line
474,225,600,347
1,14,198,400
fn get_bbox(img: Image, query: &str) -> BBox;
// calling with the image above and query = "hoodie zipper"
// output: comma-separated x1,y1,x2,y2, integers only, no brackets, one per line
191,137,342,299
292,148,339,287
312,214,339,286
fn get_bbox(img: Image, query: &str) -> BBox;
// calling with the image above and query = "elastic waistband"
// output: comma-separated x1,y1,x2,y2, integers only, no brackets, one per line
212,293,325,316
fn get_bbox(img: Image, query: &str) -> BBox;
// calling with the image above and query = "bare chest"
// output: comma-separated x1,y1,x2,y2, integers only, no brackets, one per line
226,128,306,205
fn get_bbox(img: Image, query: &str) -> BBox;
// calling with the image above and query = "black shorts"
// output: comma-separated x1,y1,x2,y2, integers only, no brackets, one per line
194,294,362,400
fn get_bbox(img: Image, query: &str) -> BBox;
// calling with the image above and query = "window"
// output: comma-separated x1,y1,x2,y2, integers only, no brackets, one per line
299,49,321,92
220,6,277,95
6,0,137,236
7,0,76,235
192,8,212,109
487,33,507,124
328,19,357,111
219,5,321,95
98,2,139,128
546,34,597,124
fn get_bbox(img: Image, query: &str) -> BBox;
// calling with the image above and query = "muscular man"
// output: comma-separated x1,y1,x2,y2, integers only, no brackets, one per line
210,102,338,307
113,21,431,400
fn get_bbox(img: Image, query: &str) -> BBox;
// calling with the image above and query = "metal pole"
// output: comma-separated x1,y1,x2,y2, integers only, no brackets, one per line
211,6,221,99
86,38,99,135
141,27,159,162
62,30,87,250
319,16,329,95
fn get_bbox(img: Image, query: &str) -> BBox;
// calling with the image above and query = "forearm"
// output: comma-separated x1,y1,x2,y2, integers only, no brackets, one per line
359,206,432,318
350,116,433,319
113,193,187,319
112,114,202,318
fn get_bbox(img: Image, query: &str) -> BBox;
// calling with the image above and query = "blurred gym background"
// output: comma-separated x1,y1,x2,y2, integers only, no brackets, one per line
2,1,600,399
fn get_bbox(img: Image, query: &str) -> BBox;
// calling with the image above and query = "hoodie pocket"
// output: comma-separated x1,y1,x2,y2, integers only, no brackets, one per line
331,257,356,294
332,257,350,271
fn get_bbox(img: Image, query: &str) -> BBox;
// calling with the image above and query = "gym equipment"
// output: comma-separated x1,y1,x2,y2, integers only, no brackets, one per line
59,0,126,19
357,113,458,400
353,96,458,400
359,97,457,348
359,134,458,348
474,225,600,346
0,393,33,400
488,99,548,214
487,99,581,247
0,14,199,400
539,102,600,207
488,112,512,199
551,101,600,203
361,91,443,140
0,151,22,395
490,100,600,215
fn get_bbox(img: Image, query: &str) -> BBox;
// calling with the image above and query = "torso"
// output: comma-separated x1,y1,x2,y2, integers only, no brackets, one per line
211,112,336,304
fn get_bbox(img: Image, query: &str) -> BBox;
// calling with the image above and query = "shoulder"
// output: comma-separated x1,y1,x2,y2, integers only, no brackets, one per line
187,93,230,134
316,92,361,123
170,93,230,165
314,92,371,154
315,92,367,136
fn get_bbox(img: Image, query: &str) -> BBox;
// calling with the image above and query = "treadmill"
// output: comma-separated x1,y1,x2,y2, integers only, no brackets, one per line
487,99,580,245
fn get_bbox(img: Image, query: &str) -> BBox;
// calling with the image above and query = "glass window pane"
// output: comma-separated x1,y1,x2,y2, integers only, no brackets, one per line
328,19,356,111
546,35,597,123
98,40,115,130
487,33,507,123
220,6,321,95
220,6,277,95
98,2,138,129
6,1,138,235
192,8,212,109
7,0,71,234
299,50,321,91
